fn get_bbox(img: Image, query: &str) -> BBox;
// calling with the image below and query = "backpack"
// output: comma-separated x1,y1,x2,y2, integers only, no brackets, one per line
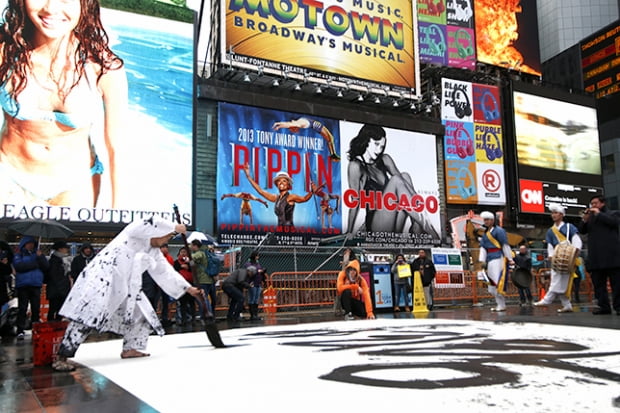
205,251,222,276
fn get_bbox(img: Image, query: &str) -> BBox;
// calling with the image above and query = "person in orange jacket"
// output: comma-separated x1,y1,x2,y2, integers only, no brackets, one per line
337,259,375,320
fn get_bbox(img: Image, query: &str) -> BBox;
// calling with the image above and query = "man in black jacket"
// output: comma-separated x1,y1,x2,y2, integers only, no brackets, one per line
578,195,620,315
46,241,72,321
222,266,256,321
513,245,534,306
70,243,95,282
411,249,436,310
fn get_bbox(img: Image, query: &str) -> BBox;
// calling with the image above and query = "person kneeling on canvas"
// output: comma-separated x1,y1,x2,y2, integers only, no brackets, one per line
52,217,203,372
337,260,375,320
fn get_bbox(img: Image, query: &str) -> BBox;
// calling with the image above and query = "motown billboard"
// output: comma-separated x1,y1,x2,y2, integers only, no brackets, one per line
217,103,442,247
221,0,420,97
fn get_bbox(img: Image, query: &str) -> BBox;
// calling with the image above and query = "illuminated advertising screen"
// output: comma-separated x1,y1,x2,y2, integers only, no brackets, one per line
581,20,620,99
419,21,448,65
447,26,476,70
340,121,442,248
446,0,474,28
0,1,194,225
474,0,541,76
217,103,442,247
513,83,603,216
217,103,342,246
222,0,419,93
418,0,476,70
441,78,506,205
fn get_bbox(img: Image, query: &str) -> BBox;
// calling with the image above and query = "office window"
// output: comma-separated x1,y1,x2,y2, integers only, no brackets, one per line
603,154,616,175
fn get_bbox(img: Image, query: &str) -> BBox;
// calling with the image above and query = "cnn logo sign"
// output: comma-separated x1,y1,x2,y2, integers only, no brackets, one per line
520,180,544,213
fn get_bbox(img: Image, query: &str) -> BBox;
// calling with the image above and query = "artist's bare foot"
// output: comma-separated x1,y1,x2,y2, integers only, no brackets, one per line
52,357,76,371
120,349,150,359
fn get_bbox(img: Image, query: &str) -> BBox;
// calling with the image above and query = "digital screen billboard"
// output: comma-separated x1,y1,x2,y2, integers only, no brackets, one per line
217,103,442,247
512,83,603,216
418,0,476,70
222,0,419,94
217,102,343,246
0,1,194,225
474,0,541,76
441,78,506,205
340,121,442,248
581,20,620,99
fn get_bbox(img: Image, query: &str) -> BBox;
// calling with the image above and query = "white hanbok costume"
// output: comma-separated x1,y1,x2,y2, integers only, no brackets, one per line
538,221,582,311
58,217,191,356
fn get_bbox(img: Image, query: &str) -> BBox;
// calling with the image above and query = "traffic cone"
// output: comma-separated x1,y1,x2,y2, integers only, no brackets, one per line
412,271,429,316
539,287,546,301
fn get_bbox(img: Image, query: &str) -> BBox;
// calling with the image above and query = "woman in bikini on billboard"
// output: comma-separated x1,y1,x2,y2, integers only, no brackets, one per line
346,124,439,239
0,0,126,208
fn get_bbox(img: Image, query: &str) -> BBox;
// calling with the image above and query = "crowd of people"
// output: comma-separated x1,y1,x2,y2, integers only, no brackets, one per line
0,231,231,344
333,194,620,318
0,195,617,370
0,227,271,344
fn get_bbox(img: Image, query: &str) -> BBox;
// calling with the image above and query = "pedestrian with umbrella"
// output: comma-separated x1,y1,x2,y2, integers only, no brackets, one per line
13,236,49,340
46,241,73,321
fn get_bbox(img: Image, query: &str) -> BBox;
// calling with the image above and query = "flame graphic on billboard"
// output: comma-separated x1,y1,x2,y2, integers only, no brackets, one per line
475,0,541,76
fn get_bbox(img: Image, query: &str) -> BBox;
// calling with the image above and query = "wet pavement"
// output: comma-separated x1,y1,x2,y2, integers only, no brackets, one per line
1,302,620,412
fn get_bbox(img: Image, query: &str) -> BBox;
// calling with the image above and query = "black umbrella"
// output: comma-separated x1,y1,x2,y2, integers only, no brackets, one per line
8,219,73,241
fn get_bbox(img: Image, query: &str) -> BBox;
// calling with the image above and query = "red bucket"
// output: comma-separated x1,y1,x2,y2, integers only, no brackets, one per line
32,321,69,366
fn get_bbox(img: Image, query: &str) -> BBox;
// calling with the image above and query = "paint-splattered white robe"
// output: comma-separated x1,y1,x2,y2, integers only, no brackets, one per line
60,217,190,336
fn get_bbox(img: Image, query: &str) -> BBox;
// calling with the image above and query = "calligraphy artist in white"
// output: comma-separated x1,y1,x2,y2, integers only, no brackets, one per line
52,216,203,371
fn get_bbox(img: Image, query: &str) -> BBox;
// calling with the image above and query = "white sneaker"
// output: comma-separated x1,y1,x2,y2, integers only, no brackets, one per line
344,312,355,321
490,307,506,312
557,307,573,313
532,301,548,307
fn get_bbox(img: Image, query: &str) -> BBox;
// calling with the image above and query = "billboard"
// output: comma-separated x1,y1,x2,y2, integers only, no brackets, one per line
418,0,475,70
512,83,603,216
340,121,442,248
474,0,541,76
581,20,620,99
0,2,194,225
441,78,506,205
217,103,342,246
217,103,442,247
222,0,419,95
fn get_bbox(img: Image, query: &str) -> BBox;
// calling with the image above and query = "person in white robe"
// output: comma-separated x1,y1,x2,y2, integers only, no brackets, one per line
52,216,202,371
478,211,514,312
534,203,582,313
